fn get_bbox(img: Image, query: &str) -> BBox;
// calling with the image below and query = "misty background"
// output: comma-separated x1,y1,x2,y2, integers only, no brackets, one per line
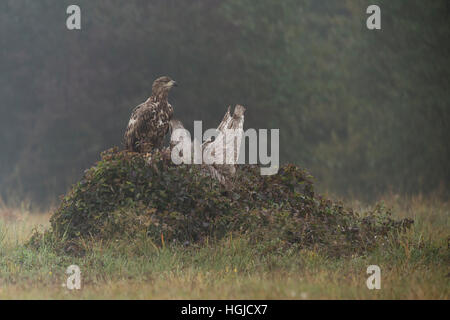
0,0,449,206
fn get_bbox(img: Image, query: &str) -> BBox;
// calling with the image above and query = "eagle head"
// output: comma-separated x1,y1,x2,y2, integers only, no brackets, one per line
152,76,177,98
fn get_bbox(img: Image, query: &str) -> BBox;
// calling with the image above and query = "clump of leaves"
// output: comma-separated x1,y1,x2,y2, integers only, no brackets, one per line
30,148,413,257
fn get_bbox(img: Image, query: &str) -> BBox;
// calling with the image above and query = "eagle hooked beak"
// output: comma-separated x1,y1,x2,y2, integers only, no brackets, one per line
170,80,178,87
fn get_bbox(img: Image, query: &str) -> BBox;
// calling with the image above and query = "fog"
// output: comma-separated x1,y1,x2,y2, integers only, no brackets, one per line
0,0,448,205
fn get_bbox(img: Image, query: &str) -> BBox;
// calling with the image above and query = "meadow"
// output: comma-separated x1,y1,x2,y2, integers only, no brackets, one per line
0,195,448,299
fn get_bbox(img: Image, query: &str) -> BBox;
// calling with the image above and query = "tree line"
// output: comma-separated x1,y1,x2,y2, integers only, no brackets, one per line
0,0,448,205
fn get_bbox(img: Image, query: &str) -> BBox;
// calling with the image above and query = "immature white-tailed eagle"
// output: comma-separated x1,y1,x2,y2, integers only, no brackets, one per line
169,105,246,186
124,76,177,153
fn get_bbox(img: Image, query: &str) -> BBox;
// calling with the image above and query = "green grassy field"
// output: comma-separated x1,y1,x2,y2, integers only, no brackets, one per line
0,195,448,299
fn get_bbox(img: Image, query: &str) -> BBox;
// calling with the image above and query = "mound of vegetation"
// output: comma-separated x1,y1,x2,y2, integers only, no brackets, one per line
31,148,413,256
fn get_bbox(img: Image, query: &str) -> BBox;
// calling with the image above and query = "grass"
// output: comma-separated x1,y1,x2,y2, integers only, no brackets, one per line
0,195,448,299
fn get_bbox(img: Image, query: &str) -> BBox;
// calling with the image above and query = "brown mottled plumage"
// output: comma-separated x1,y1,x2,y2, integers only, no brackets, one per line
124,76,177,153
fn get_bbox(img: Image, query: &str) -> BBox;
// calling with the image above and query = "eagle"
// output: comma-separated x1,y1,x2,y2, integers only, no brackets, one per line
169,105,246,186
124,76,177,153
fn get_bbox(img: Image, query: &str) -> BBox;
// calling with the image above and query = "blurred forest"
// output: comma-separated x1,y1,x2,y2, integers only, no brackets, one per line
0,0,449,206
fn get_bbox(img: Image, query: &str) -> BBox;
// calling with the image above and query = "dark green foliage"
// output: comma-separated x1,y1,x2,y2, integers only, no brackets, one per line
34,148,413,257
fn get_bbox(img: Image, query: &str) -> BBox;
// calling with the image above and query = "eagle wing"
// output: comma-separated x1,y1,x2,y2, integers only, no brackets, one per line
202,105,245,166
124,100,171,152
167,105,246,187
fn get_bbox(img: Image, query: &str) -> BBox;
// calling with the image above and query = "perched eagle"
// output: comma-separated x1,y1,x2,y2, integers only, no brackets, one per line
168,105,246,186
124,76,177,153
